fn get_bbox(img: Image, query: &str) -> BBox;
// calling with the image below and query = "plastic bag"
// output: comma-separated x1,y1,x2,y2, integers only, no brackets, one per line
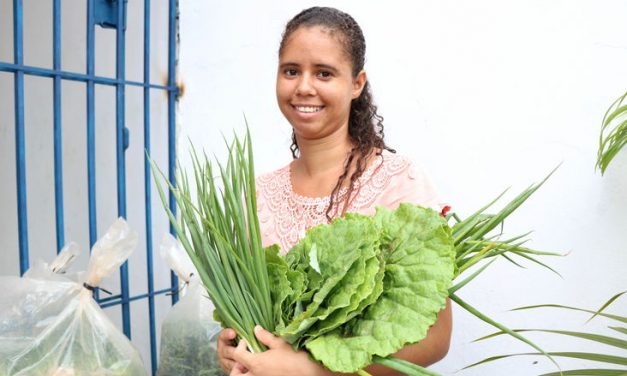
24,241,80,279
157,234,225,376
0,218,147,376
26,241,80,276
0,242,81,347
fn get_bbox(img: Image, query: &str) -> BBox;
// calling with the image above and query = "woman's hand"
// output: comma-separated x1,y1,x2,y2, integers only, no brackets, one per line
230,325,333,376
217,328,238,373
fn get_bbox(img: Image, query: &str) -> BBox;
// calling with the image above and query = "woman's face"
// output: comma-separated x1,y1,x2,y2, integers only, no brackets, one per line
276,26,366,143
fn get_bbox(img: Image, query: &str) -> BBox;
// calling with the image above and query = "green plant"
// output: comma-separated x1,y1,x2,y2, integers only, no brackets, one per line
152,133,274,353
597,90,627,175
466,292,627,375
446,168,565,371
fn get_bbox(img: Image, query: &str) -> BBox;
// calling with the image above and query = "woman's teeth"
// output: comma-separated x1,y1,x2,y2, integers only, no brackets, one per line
295,106,323,113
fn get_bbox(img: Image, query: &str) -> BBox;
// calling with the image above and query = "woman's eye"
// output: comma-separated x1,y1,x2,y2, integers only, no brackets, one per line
318,71,331,78
284,68,298,77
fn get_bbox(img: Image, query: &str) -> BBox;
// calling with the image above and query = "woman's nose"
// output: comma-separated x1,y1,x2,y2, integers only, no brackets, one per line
295,74,316,96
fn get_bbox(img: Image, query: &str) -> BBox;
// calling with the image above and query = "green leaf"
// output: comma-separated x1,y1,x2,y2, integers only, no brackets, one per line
265,245,295,328
278,214,380,345
306,205,454,372
513,304,627,324
306,252,383,339
587,291,627,324
372,356,441,376
465,352,627,368
597,90,627,175
610,327,627,336
541,369,627,376
475,329,627,350
451,293,558,370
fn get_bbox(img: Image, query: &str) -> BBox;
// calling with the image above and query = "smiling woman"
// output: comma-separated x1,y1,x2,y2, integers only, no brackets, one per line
276,26,366,143
213,6,453,376
178,1,627,375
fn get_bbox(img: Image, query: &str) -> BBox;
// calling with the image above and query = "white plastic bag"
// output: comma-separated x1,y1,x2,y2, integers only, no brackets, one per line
156,234,225,376
0,218,147,376
23,241,80,280
0,242,81,350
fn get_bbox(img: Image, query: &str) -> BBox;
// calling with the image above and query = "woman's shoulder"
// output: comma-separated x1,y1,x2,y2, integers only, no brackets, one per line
353,150,445,213
368,149,427,183
256,163,291,186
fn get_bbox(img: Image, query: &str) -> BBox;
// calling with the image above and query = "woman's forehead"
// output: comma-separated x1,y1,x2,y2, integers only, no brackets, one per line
280,26,352,64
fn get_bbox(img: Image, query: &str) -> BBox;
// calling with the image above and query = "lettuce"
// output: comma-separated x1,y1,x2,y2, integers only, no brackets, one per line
270,204,455,373
278,214,380,345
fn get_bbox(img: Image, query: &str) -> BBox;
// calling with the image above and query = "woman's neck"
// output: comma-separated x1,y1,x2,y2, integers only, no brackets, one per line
289,129,355,198
293,131,353,179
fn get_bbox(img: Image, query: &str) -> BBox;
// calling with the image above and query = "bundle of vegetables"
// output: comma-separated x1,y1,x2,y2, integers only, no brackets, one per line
268,205,454,373
153,130,561,375
152,132,454,375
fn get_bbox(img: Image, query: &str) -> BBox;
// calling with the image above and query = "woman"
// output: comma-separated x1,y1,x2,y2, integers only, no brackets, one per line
218,7,452,375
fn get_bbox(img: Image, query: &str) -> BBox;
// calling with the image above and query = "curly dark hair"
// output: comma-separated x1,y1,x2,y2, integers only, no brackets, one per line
279,6,395,221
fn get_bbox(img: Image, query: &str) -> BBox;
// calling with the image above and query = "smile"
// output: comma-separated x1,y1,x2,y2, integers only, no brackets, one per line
293,105,324,113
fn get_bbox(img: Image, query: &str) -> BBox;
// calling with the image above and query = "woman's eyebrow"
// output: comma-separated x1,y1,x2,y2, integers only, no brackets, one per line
279,62,299,69
278,62,339,73
314,63,338,73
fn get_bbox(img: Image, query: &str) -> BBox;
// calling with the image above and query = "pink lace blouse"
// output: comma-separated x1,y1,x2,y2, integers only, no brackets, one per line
256,151,445,254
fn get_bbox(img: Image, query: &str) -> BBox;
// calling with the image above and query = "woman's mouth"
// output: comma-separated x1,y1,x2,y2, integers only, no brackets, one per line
293,105,324,113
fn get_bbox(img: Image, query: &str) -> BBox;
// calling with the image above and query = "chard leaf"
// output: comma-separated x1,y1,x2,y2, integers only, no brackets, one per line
265,245,293,329
278,215,379,344
306,204,455,372
309,244,321,274
304,251,383,340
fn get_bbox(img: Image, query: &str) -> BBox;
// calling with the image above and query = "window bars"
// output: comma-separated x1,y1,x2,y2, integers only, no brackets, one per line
0,0,180,373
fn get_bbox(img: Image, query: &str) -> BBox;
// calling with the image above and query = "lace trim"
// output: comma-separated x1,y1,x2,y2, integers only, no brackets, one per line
257,152,411,253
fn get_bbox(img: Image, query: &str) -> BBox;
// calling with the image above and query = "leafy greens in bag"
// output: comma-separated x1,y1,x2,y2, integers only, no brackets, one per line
0,218,147,376
157,234,225,376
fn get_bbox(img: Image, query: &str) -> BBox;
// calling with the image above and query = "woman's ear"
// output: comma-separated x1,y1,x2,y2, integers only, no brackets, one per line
352,70,367,99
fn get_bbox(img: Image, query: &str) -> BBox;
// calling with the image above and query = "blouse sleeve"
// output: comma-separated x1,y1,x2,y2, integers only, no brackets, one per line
378,160,446,213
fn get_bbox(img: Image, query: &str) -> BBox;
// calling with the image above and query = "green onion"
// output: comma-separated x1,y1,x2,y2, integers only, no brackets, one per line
151,129,273,352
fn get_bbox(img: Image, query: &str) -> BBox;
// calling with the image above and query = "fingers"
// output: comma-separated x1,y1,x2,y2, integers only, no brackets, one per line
221,358,235,373
230,362,249,376
218,328,238,373
220,328,237,341
232,338,255,370
254,325,287,349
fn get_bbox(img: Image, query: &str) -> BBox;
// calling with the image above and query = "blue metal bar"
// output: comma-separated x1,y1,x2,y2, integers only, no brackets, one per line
53,0,65,252
97,293,123,304
168,0,179,305
0,62,174,90
115,0,131,339
142,0,158,371
86,0,99,303
13,0,28,275
99,287,176,309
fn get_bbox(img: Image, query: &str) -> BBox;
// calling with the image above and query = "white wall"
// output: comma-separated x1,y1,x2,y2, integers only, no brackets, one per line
179,1,627,375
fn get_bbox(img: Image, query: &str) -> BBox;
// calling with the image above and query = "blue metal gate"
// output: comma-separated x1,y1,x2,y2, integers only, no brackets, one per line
0,0,180,373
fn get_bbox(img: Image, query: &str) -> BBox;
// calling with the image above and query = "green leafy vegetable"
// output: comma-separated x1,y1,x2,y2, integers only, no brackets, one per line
302,205,454,372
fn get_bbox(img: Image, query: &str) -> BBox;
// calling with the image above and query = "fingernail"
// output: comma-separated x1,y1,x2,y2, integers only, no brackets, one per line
254,324,262,334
